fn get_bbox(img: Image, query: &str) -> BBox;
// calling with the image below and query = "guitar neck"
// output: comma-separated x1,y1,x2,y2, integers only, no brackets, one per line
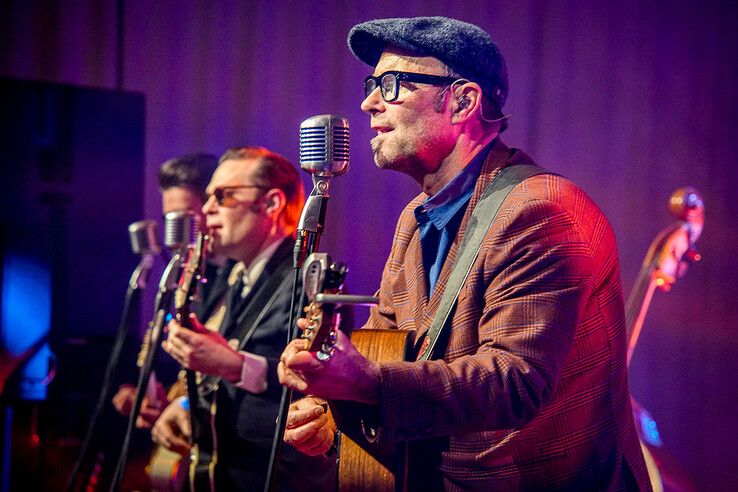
625,263,659,368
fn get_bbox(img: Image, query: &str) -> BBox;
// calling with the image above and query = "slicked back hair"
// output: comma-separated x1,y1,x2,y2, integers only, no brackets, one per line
218,147,305,235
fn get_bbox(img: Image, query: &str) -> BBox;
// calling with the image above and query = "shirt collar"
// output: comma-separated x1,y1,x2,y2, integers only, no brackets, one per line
415,141,494,229
227,236,287,287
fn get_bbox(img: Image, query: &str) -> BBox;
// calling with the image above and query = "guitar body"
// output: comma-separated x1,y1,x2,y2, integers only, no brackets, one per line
336,328,415,492
148,446,188,492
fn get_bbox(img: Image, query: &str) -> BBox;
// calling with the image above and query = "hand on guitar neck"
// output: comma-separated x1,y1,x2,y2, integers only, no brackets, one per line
278,318,381,404
162,313,244,383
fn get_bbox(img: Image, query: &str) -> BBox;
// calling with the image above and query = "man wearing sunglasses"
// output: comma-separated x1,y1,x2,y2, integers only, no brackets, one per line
279,16,650,491
152,147,335,490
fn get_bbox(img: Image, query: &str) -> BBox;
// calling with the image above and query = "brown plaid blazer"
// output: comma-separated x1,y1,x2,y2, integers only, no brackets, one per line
361,140,651,490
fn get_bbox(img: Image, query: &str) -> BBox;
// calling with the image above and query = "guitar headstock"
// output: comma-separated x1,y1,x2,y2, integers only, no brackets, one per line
301,253,347,354
646,187,704,291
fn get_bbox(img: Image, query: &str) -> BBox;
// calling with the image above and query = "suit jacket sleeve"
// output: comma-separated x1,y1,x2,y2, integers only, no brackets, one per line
375,195,601,441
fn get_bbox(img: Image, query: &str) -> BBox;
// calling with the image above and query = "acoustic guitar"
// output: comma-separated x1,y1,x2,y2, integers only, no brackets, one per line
300,253,415,492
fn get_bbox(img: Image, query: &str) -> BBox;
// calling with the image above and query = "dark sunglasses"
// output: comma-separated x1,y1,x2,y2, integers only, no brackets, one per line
211,185,266,207
364,70,459,102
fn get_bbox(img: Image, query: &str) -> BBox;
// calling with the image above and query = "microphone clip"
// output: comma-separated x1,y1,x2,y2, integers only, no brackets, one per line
294,177,331,269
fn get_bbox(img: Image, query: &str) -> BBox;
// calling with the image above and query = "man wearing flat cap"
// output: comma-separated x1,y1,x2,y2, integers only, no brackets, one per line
279,16,650,491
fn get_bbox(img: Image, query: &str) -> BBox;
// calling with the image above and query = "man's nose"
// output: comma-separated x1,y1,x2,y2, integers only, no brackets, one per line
360,86,385,115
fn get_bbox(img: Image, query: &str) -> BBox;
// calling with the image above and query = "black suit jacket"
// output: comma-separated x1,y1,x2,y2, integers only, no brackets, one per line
199,239,336,491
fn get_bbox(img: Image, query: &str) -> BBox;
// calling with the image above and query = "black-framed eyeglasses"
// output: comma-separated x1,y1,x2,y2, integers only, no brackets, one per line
364,71,459,102
211,185,266,207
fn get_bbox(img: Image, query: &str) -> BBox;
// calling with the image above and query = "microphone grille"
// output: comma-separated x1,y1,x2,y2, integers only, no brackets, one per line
164,210,201,251
299,114,349,176
128,220,161,256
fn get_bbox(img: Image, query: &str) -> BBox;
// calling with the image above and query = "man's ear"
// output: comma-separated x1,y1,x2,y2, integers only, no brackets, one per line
260,188,287,218
451,81,482,123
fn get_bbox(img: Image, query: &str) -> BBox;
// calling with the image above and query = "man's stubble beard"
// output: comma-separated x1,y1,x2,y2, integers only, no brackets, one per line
370,134,416,172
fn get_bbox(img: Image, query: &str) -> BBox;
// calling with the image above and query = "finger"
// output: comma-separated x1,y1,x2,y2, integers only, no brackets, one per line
166,434,191,455
305,426,334,454
169,325,196,345
152,422,172,446
162,341,185,364
139,405,161,421
286,404,325,429
289,426,333,456
284,350,323,372
285,414,329,445
296,318,308,331
188,313,207,333
277,362,308,392
280,339,307,364
166,318,182,333
162,334,184,354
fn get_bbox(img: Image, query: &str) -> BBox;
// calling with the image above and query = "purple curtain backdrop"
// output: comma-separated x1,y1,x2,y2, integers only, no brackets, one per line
2,0,737,488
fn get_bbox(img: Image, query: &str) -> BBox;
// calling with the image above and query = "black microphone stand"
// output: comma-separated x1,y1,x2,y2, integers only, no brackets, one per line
264,176,330,492
108,251,185,491
65,254,154,492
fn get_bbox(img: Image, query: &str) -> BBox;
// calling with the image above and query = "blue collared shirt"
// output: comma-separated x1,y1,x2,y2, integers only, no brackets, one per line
414,143,492,296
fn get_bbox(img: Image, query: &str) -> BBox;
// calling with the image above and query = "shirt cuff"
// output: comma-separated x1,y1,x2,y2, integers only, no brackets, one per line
232,351,268,393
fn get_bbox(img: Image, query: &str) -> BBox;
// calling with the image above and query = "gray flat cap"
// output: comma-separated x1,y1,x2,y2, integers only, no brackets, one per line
348,16,508,109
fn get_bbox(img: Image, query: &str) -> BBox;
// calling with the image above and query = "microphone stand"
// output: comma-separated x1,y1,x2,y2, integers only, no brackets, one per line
65,255,154,492
264,176,330,492
108,251,185,491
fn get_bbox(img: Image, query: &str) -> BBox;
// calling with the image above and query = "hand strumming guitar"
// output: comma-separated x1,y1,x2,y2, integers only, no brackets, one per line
151,398,192,456
277,318,381,404
284,396,337,456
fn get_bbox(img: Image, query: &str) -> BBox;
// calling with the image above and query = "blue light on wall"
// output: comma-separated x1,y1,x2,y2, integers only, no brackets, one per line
0,253,53,400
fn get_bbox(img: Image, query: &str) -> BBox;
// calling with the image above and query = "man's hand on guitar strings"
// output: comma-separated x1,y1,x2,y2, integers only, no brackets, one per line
284,396,336,456
151,398,192,456
278,318,381,404
162,313,243,383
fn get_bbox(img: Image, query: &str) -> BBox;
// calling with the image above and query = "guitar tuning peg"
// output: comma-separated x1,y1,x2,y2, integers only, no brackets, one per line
685,248,701,263
332,261,348,276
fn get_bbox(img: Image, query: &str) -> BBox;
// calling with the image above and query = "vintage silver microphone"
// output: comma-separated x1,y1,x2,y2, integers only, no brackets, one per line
128,219,161,256
163,209,201,252
294,114,350,268
127,219,160,290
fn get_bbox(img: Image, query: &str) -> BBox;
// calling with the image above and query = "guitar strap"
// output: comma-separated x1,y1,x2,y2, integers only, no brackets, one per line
417,163,550,361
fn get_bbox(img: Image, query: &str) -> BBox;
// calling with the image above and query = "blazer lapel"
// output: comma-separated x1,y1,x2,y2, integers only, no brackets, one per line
407,223,430,325
197,259,236,321
418,139,514,336
221,238,293,340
